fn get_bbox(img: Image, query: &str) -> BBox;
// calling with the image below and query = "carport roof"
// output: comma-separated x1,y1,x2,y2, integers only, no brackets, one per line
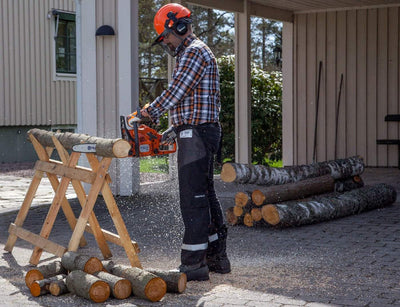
252,0,400,13
188,0,400,22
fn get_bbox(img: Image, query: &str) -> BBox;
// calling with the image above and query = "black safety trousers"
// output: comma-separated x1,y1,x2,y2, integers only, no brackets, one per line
176,122,224,266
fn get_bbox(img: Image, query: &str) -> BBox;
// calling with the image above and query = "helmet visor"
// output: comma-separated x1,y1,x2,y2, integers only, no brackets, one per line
152,28,172,46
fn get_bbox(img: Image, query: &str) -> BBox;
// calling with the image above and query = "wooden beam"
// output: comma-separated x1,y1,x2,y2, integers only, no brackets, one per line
8,223,66,257
187,0,243,13
248,2,293,22
34,160,97,184
235,3,252,164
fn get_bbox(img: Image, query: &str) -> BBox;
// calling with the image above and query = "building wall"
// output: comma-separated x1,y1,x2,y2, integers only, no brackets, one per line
0,0,76,127
285,5,400,167
0,0,76,163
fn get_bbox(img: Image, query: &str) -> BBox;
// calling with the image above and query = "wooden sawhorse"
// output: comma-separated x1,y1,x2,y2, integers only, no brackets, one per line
4,129,141,268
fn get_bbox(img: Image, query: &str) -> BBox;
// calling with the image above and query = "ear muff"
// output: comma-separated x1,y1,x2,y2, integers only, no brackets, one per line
174,20,188,35
165,11,189,36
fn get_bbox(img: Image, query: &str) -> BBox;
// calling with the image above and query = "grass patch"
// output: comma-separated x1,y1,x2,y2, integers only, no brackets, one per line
140,156,169,173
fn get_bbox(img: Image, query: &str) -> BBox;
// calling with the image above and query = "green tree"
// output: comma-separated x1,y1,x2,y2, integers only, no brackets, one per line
251,17,282,71
218,55,282,165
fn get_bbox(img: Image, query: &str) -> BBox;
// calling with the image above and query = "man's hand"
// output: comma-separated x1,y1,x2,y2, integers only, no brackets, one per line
161,126,177,145
140,108,150,118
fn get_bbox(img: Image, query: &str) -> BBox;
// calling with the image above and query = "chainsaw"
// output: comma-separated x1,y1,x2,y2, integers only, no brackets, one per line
120,106,176,157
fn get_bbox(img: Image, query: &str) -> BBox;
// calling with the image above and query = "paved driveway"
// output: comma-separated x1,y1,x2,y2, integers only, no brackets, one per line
0,168,399,306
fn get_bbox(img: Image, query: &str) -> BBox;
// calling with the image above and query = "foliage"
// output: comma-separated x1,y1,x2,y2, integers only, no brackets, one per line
218,55,282,165
250,17,282,71
140,156,169,173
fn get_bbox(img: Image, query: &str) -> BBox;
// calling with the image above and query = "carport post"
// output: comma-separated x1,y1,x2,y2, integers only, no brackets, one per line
234,1,252,164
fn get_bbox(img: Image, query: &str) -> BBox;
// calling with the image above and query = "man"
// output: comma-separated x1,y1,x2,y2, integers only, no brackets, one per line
138,3,230,281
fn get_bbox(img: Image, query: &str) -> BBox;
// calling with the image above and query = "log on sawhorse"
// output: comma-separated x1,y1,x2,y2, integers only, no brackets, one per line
4,128,141,268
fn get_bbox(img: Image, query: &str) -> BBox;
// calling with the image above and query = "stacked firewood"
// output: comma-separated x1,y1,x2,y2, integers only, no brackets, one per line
222,156,397,228
25,251,186,303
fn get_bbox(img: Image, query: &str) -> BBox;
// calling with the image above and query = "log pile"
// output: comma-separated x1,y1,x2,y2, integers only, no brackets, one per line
223,156,397,228
24,251,187,303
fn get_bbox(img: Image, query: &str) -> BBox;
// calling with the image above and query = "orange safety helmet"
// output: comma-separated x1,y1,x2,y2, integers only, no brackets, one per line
153,3,192,45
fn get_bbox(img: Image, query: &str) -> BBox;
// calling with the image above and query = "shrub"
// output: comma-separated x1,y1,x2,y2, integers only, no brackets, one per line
218,55,282,165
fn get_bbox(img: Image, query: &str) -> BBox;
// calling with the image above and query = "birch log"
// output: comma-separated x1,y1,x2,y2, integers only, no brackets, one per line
146,269,187,294
66,270,110,303
28,128,131,158
25,260,67,288
61,251,103,274
262,183,396,227
93,271,132,299
335,176,364,192
49,278,69,296
252,174,335,206
221,156,364,185
30,274,67,297
103,263,166,302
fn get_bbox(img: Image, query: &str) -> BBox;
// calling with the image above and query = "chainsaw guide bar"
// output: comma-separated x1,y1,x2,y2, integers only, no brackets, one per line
72,143,97,153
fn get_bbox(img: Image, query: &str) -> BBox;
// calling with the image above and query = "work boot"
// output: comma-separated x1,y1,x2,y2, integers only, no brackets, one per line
179,263,209,281
207,225,231,274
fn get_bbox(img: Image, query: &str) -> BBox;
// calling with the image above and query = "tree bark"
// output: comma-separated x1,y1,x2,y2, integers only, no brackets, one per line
66,270,110,303
25,260,67,288
28,128,131,158
252,175,335,206
29,274,66,297
49,278,69,296
93,271,132,299
146,269,187,294
221,156,364,185
335,176,364,192
61,251,103,274
262,183,397,227
104,263,166,302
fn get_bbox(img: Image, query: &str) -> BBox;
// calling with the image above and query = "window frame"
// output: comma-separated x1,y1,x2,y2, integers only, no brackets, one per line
51,9,77,81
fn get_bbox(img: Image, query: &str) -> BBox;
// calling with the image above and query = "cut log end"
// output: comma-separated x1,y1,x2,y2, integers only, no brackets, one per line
177,273,187,294
243,213,253,227
29,282,45,297
113,139,132,158
25,270,44,288
84,257,103,274
252,190,266,206
235,192,250,207
233,206,244,217
144,277,167,302
89,280,110,303
114,279,132,299
251,208,262,222
226,207,239,226
220,163,236,182
262,205,280,225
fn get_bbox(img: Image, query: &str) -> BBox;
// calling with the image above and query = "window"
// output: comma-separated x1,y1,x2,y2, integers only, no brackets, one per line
52,10,76,77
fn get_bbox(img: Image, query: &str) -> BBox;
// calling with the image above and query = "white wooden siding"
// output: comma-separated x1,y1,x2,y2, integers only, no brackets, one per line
0,0,75,127
95,0,118,139
290,6,400,167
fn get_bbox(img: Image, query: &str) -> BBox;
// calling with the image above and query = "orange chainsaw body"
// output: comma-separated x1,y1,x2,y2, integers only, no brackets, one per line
120,116,176,157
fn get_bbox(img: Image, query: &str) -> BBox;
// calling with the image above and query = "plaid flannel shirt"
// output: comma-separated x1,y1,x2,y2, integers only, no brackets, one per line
147,34,220,126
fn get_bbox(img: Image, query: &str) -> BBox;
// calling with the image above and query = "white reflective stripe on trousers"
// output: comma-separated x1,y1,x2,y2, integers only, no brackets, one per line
208,233,218,242
182,242,208,251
